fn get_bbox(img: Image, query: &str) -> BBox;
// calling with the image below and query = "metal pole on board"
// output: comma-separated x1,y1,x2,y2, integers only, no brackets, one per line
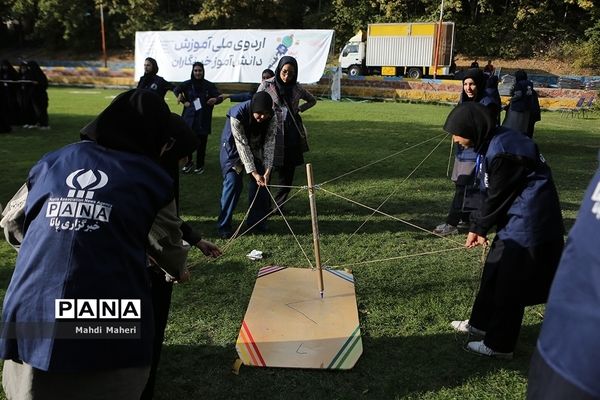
306,163,325,299
432,0,444,79
100,2,108,68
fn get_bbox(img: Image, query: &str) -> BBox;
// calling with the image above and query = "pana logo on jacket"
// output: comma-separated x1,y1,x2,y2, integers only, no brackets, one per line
66,169,108,199
592,181,600,219
45,169,113,232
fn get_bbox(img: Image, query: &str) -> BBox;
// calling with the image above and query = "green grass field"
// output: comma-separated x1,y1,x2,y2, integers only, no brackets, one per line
0,88,598,399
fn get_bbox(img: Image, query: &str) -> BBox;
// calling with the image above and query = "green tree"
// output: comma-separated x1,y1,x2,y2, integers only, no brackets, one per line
34,0,97,48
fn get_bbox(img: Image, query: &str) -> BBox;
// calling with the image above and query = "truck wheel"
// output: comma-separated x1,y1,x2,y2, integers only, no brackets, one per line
407,68,422,79
348,65,362,77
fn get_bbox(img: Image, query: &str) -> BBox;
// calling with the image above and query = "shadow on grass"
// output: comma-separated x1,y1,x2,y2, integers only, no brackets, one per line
154,324,540,400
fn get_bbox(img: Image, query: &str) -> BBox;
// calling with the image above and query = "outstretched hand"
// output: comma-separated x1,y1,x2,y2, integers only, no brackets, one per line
196,239,222,257
465,232,488,248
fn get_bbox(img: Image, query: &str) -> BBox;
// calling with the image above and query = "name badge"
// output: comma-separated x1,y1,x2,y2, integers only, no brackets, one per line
193,98,202,111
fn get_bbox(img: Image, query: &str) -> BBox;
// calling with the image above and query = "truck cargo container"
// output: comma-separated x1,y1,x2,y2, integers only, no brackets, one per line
339,22,455,79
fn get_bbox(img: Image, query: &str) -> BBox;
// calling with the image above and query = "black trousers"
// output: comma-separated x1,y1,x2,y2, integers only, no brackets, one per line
32,93,49,127
140,269,173,400
193,135,208,168
469,237,563,353
273,164,297,207
527,348,595,400
446,183,470,226
186,135,208,168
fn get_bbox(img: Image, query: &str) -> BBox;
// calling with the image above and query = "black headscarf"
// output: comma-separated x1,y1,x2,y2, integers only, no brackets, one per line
515,69,528,82
443,102,496,152
251,91,273,115
81,89,173,160
275,56,298,102
0,60,18,80
460,68,485,103
27,61,48,88
145,57,159,75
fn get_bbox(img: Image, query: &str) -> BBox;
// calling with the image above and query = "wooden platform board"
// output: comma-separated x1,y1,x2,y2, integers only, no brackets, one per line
236,266,362,369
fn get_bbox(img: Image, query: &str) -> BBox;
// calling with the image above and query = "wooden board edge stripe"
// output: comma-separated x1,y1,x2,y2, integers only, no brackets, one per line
325,268,354,283
327,325,362,369
257,265,286,278
240,320,266,366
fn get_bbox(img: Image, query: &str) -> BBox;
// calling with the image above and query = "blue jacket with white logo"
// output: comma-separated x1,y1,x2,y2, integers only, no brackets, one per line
536,158,600,397
0,141,173,372
472,127,563,247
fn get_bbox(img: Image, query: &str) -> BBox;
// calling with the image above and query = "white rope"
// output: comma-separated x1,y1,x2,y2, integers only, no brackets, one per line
267,184,305,189
221,185,306,252
265,185,315,268
328,246,467,268
204,133,459,273
321,133,451,266
319,132,448,186
318,187,466,247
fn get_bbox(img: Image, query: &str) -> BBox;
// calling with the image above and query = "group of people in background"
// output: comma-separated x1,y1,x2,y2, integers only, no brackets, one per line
434,64,541,237
0,59,50,133
137,56,316,239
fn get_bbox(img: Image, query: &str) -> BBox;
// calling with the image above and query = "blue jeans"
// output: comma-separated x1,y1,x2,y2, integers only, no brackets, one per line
217,165,270,235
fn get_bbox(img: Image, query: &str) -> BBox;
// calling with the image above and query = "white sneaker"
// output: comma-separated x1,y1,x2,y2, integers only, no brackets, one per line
433,223,458,236
466,340,513,359
450,320,486,336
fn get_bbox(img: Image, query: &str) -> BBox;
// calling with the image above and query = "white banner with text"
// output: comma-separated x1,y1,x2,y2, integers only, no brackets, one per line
135,30,334,84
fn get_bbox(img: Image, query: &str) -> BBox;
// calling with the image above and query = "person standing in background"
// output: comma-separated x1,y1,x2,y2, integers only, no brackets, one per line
27,61,50,130
174,62,224,175
503,69,541,138
434,68,500,236
17,61,36,128
137,57,174,98
257,56,316,208
483,60,495,76
0,60,19,132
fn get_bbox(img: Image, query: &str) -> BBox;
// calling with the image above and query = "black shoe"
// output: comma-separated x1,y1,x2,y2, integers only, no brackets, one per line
193,167,205,174
181,161,194,173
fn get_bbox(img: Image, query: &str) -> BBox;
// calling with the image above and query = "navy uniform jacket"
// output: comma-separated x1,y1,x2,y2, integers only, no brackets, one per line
137,74,174,98
472,127,564,247
536,158,600,397
0,141,173,372
174,79,222,136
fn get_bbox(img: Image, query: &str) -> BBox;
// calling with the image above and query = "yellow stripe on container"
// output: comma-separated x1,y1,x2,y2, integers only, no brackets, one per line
369,24,409,36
